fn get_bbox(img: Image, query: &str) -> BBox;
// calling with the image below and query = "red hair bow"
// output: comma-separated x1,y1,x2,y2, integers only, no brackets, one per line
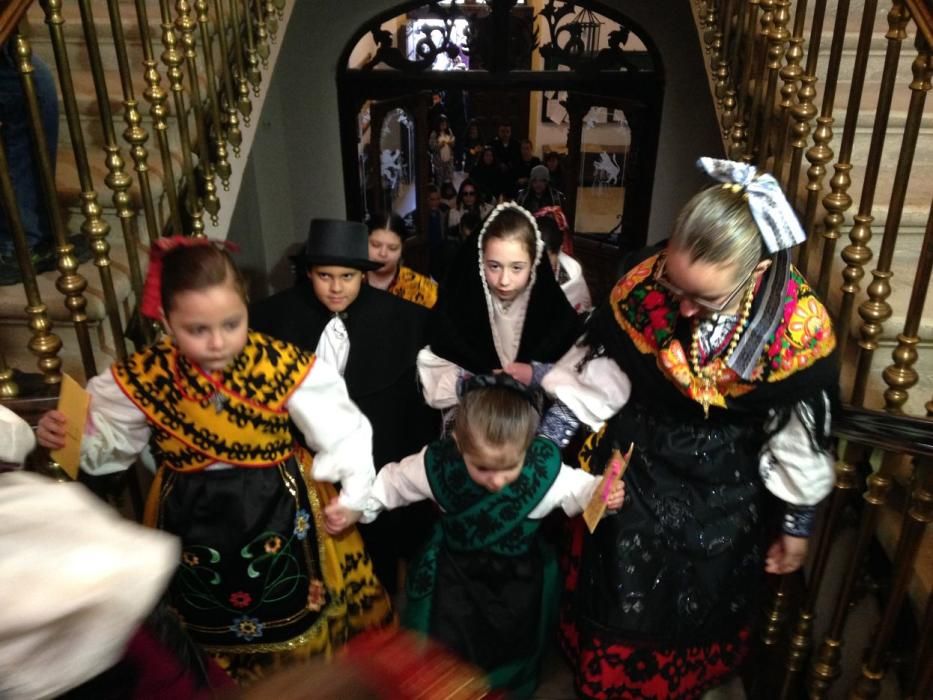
533,205,573,255
140,236,240,320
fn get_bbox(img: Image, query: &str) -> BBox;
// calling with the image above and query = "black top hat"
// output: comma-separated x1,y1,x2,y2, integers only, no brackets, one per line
302,219,381,272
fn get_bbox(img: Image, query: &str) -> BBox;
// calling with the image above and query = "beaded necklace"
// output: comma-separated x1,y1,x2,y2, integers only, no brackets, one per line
689,278,756,418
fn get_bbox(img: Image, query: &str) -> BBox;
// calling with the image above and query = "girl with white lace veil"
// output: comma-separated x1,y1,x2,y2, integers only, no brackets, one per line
416,202,581,425
544,157,839,698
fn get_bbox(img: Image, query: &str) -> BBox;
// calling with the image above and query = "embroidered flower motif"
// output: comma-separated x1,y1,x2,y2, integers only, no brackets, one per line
658,341,692,389
307,579,326,611
229,615,264,641
182,551,199,567
642,289,666,311
264,536,282,554
229,591,252,609
612,256,655,301
787,296,829,348
293,509,311,540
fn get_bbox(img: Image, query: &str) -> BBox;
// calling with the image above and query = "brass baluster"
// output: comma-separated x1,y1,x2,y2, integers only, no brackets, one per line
135,0,183,237
762,575,792,648
728,0,759,160
105,0,160,248
702,0,718,52
798,0,852,275
211,0,242,156
804,0,848,284
227,0,252,124
816,0,881,299
273,0,284,18
263,0,278,42
717,0,738,133
723,0,749,136
778,449,861,699
851,37,932,407
159,0,206,236
74,0,144,345
881,198,932,413
785,0,828,211
242,0,262,94
195,0,232,189
729,0,749,72
252,0,270,65
176,0,220,224
750,573,793,699
808,448,893,698
849,457,933,698
13,32,96,379
755,0,790,168
744,0,773,162
0,129,63,384
772,0,808,179
0,354,18,399
835,0,910,355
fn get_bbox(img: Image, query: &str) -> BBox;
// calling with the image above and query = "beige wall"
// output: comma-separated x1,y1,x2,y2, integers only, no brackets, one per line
230,0,725,294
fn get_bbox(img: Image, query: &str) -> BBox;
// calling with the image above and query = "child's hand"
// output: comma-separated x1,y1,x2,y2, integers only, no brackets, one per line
764,534,809,574
323,501,362,536
605,480,626,512
501,362,533,385
36,410,67,450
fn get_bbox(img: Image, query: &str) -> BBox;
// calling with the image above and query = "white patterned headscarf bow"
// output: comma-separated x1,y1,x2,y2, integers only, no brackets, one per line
697,157,806,253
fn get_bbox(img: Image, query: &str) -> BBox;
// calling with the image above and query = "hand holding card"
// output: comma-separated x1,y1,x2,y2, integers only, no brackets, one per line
583,443,633,533
49,374,90,480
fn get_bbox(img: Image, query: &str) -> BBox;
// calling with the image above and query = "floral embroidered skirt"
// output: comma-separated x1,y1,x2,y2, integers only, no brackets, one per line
559,518,750,699
560,411,766,699
145,448,393,685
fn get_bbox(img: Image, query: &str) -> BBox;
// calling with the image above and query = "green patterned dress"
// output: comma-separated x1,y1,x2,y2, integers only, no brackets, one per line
403,437,562,699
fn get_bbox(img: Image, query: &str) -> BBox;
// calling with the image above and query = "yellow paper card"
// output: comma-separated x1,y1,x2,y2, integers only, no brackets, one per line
583,443,633,534
50,373,90,480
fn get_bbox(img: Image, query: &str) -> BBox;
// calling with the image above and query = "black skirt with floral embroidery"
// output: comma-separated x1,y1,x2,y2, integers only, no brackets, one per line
156,458,329,650
561,405,766,698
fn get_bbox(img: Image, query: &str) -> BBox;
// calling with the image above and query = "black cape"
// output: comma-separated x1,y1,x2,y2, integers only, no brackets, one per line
250,282,437,468
430,230,582,374
251,282,439,593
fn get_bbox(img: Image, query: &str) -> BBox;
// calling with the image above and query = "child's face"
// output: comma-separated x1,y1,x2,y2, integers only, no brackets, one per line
308,265,363,313
163,280,248,372
483,237,533,302
368,229,403,275
459,436,526,493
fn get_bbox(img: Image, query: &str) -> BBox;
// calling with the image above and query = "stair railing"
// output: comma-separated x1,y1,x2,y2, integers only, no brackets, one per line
694,0,933,695
0,0,285,393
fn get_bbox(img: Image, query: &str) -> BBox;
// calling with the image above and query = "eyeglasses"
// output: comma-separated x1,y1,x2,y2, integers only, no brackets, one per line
653,253,755,312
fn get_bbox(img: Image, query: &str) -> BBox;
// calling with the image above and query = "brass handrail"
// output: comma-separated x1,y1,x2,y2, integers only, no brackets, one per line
0,0,33,45
905,0,933,46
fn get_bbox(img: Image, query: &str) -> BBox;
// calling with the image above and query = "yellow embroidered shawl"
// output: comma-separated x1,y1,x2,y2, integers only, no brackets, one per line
112,331,314,472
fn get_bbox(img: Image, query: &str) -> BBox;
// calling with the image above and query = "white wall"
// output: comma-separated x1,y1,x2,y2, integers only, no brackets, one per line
230,0,725,294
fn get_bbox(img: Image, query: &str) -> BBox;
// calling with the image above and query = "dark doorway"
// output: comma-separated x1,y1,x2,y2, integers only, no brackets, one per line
338,0,664,298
